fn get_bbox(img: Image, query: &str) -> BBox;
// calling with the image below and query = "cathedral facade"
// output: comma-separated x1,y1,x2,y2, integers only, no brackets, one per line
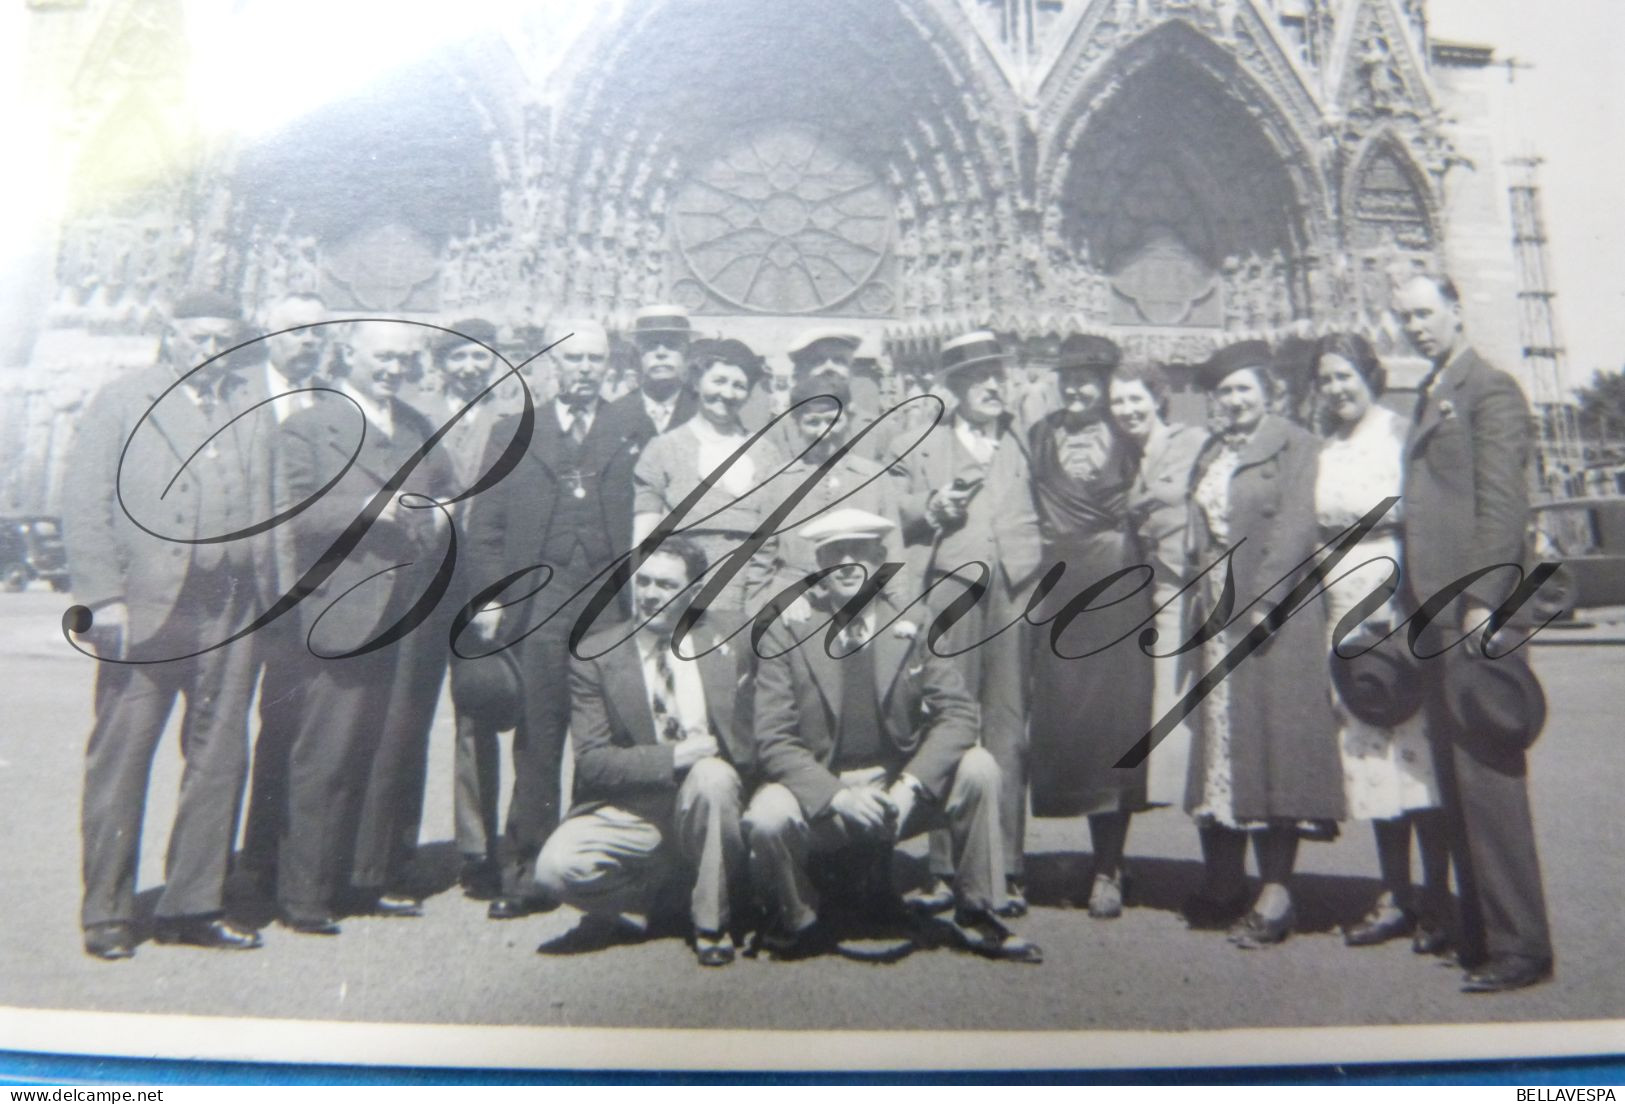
2,0,1530,513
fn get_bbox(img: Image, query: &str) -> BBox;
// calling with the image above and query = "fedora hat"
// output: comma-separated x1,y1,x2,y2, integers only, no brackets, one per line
449,649,525,732
937,330,1006,385
1442,651,1547,754
1329,629,1425,729
631,304,695,341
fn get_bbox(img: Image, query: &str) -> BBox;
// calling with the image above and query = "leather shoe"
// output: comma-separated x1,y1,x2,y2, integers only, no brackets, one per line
995,877,1029,919
458,857,500,900
901,877,955,916
1462,956,1553,993
1229,905,1295,949
280,912,342,936
536,914,643,956
154,916,263,950
951,908,1043,964
1088,873,1124,919
1412,916,1452,956
755,919,835,962
1343,905,1414,947
373,893,423,918
488,895,554,921
84,921,136,961
693,929,735,967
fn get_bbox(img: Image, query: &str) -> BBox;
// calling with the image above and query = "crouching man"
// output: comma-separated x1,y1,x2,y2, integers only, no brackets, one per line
532,537,752,966
744,509,1042,963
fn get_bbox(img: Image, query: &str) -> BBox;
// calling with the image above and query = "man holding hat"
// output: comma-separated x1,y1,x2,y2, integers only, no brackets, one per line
744,508,1042,963
1394,272,1553,992
64,289,271,958
894,330,1044,915
465,319,651,919
607,304,699,442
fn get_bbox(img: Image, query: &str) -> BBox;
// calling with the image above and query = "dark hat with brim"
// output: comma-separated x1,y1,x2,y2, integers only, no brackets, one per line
449,649,524,732
1442,651,1546,754
632,304,695,341
689,337,765,385
1329,630,1425,729
1055,333,1122,374
171,289,243,321
1196,339,1275,391
431,318,500,356
937,330,1006,385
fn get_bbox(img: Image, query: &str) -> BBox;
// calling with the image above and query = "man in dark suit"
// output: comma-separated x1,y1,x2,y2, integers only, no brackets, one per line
894,331,1044,916
1395,273,1553,992
239,292,333,895
63,290,272,958
532,537,752,966
604,304,699,442
465,319,649,919
744,509,1042,963
271,320,456,933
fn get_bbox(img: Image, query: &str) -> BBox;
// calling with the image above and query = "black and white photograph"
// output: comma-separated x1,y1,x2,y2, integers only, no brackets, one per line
0,0,1622,1075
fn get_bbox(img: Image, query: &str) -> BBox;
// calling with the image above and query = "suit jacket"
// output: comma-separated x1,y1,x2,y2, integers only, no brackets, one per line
1127,420,1207,584
752,596,979,818
466,395,648,600
1401,347,1532,611
895,413,1043,595
607,386,699,449
63,363,275,645
274,393,457,653
568,625,753,820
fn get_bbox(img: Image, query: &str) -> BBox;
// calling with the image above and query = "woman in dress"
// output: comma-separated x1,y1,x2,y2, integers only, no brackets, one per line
633,337,786,632
1110,362,1207,807
1181,340,1344,947
1027,335,1153,918
1312,332,1450,953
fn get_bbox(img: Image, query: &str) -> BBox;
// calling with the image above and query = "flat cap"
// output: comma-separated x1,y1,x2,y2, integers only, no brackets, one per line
797,507,897,552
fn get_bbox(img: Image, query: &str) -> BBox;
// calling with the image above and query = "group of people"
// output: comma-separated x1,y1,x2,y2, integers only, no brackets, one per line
63,273,1554,992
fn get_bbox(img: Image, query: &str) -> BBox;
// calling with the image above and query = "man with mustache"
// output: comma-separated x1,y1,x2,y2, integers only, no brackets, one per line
466,319,650,920
606,304,700,442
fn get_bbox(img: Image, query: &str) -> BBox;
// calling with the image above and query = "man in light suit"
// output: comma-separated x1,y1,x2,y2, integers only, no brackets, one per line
64,290,272,958
744,509,1041,962
1395,273,1553,992
271,320,456,933
532,537,753,966
894,330,1044,916
465,320,648,919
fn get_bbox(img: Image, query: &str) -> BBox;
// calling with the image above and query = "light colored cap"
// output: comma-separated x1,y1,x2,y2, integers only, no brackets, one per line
797,507,897,551
787,326,863,363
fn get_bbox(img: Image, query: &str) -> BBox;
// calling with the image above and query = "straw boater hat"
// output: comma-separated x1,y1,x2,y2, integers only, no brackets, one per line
936,330,1007,386
630,304,695,341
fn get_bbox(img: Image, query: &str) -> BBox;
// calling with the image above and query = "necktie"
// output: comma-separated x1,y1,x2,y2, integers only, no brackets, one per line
650,642,685,744
569,411,588,446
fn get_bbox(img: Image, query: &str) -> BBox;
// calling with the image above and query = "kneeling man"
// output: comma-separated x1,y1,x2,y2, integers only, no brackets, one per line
533,538,751,966
745,509,1042,963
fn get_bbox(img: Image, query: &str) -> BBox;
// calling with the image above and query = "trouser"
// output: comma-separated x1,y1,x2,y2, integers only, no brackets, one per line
1411,597,1553,966
533,758,745,933
745,748,1006,933
274,646,394,918
81,569,257,928
452,704,502,861
239,617,303,885
925,568,1029,879
351,619,447,890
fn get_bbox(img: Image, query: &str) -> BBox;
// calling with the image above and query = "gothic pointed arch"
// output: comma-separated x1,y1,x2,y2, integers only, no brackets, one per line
1326,0,1434,123
1034,19,1331,358
515,0,1022,325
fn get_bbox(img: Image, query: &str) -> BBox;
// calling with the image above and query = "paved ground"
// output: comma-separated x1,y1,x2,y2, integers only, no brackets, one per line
1,590,1622,1038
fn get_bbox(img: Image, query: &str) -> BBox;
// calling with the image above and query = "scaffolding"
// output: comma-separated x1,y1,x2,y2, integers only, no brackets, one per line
1501,54,1585,498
